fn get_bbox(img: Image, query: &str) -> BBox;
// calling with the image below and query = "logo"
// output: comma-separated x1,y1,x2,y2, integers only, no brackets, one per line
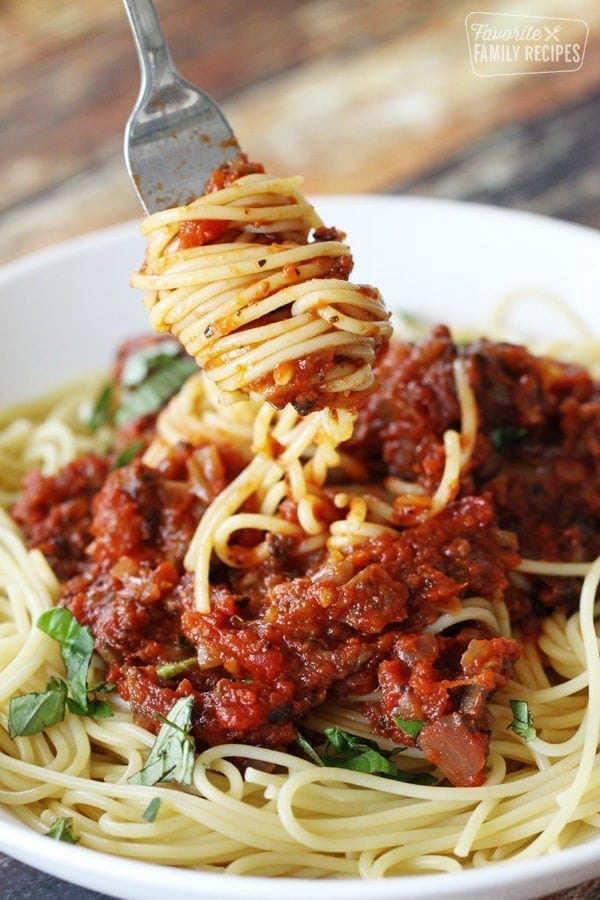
465,12,588,77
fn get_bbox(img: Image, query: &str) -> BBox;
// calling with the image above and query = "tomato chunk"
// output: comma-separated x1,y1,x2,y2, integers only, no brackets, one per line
179,219,230,248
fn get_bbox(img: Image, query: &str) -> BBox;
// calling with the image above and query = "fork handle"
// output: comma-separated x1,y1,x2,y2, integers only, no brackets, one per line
122,0,177,91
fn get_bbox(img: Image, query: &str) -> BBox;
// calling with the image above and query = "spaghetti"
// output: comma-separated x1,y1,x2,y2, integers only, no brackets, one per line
1,175,600,877
131,160,391,612
132,163,391,412
1,490,599,874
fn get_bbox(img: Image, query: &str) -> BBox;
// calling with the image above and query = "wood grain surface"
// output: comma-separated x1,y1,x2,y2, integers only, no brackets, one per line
1,0,600,897
1,0,599,263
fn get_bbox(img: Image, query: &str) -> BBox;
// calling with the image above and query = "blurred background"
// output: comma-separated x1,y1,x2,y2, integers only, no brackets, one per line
0,0,598,266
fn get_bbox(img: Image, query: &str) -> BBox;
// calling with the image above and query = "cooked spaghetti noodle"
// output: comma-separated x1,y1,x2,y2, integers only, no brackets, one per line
1,487,599,874
132,167,391,412
131,162,394,612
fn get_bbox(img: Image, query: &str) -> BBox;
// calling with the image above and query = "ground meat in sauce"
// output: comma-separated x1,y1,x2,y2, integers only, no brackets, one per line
348,325,600,621
13,326,600,788
12,456,110,581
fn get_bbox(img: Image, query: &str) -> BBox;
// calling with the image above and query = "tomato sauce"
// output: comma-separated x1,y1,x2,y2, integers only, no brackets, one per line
178,156,265,249
348,326,600,619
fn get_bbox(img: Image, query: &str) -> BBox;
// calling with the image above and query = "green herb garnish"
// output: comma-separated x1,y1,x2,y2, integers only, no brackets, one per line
46,816,80,844
88,680,116,693
112,439,145,469
116,355,197,425
297,726,436,785
8,609,114,738
8,677,67,738
37,608,95,711
392,716,426,740
295,730,325,767
88,382,115,432
66,696,114,719
121,340,182,387
128,696,196,787
142,797,162,823
508,699,537,742
89,343,197,433
156,657,197,680
490,425,527,453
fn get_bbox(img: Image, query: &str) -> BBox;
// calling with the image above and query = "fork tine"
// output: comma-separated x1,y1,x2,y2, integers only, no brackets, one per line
122,0,241,213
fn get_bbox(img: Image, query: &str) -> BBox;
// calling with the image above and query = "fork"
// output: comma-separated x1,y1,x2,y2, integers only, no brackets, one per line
122,0,241,214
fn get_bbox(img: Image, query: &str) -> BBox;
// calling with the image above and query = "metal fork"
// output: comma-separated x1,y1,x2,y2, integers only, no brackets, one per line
122,0,241,214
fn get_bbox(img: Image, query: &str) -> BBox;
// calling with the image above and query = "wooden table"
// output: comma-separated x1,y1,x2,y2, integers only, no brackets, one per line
1,0,600,897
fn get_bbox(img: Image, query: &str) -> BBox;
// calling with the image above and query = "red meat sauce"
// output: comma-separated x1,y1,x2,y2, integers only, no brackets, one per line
12,326,600,788
347,325,600,619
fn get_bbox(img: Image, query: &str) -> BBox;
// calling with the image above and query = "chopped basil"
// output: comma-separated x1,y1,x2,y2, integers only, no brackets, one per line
508,699,537,742
392,716,426,740
121,340,182,387
88,382,115,432
295,730,325,767
142,797,162,823
490,425,527,453
37,608,95,711
334,746,398,776
46,816,80,844
9,609,114,738
128,696,196,787
8,677,67,738
116,355,197,425
297,726,436,785
88,681,116,693
67,697,114,719
112,439,145,469
89,342,197,434
156,657,197,680
324,726,380,757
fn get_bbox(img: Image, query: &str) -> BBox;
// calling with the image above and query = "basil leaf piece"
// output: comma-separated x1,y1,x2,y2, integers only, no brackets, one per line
67,697,113,719
490,425,527,453
295,730,325,767
325,747,436,785
35,609,113,721
112,439,145,470
323,734,435,784
128,696,196,787
142,797,162,823
508,699,537,742
391,768,438,786
46,816,80,844
323,726,381,756
8,610,113,734
37,608,94,711
88,681,116,693
88,382,115,432
393,716,426,739
333,747,395,776
156,657,197,680
116,356,197,425
296,726,436,785
121,340,182,387
86,699,114,718
8,677,68,738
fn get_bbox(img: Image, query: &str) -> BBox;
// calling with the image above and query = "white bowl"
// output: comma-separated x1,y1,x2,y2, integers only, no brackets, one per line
1,197,600,900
